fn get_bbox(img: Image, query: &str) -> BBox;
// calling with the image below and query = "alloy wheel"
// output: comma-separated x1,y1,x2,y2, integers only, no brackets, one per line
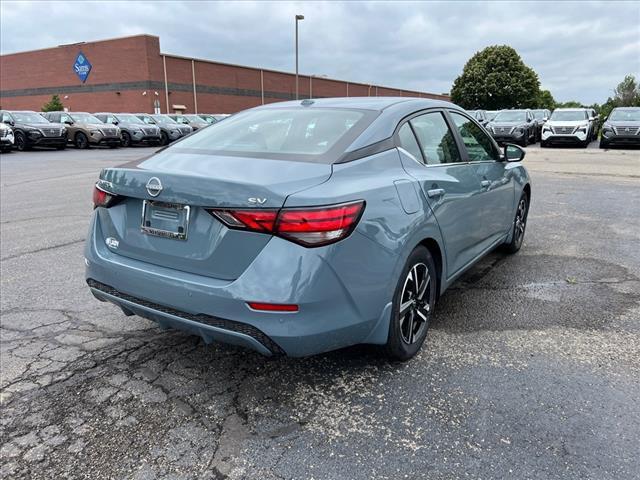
399,263,431,345
15,133,26,151
514,198,527,246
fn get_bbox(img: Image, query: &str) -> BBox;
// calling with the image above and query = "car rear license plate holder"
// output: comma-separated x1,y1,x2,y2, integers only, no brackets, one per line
141,200,190,240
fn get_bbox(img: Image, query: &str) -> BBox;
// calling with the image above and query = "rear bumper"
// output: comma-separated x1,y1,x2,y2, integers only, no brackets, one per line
88,279,282,355
84,212,395,357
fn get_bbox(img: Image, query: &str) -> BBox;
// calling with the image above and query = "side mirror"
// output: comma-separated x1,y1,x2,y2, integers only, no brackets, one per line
589,117,595,121
7,120,15,126
64,120,73,125
113,121,119,125
504,143,525,162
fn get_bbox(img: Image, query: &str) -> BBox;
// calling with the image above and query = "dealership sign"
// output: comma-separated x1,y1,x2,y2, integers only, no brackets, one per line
73,52,92,83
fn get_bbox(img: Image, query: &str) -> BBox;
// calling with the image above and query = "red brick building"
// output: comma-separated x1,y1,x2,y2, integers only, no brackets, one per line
0,34,448,114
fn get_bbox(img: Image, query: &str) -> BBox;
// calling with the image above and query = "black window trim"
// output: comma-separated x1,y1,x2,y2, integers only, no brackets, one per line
391,107,468,168
444,109,502,164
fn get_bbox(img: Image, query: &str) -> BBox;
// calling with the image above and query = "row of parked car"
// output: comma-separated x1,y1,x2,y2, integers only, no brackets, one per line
0,110,229,152
468,107,640,149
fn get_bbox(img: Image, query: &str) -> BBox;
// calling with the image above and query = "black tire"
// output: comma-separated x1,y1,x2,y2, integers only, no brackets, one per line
599,141,608,150
75,132,89,149
540,140,548,148
581,138,590,148
385,246,437,361
15,132,30,151
502,192,529,254
121,131,132,147
160,131,169,146
520,132,528,147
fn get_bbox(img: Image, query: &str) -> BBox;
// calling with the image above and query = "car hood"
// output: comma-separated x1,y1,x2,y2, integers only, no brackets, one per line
489,121,527,128
547,120,589,127
20,121,65,129
605,120,640,127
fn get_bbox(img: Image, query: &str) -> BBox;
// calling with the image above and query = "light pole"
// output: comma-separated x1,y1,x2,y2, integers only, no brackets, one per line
295,14,304,100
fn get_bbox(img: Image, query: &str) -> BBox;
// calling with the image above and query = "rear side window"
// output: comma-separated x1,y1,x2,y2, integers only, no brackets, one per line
449,112,499,162
397,123,423,162
410,112,462,165
173,108,374,162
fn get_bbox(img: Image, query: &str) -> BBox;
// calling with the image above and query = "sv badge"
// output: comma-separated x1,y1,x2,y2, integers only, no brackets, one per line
248,197,267,205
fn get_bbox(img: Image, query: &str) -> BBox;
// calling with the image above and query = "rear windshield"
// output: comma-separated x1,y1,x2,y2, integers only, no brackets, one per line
551,110,587,121
609,109,640,121
171,107,375,162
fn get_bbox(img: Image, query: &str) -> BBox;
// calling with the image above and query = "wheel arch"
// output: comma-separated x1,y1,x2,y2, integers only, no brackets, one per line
417,237,444,300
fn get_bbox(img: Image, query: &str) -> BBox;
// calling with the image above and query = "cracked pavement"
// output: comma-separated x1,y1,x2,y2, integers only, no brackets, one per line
1,146,639,479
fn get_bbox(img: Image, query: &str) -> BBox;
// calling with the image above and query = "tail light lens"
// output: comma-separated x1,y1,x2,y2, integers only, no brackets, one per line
92,184,121,209
209,201,365,247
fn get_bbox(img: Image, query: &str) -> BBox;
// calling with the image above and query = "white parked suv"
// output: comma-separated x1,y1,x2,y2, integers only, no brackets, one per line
541,108,595,148
0,122,15,152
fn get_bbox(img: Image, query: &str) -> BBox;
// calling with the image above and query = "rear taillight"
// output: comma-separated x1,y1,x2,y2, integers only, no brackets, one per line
209,200,365,247
92,184,120,209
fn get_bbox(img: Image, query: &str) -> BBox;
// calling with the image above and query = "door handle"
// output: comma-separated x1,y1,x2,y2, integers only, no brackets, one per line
427,188,445,198
480,180,491,190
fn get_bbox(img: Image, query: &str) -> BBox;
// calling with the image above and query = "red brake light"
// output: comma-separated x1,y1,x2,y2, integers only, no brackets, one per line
209,201,365,247
92,184,120,209
247,302,299,312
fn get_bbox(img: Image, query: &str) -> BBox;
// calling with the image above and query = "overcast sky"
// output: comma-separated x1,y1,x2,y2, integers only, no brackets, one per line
1,1,638,104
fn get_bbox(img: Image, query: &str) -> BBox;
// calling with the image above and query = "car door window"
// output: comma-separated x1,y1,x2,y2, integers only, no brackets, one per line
2,113,13,123
449,112,499,162
397,123,423,162
410,112,462,165
60,114,72,123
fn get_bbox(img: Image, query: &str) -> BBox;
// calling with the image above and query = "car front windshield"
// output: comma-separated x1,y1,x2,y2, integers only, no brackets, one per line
609,109,640,122
551,111,587,121
116,114,145,124
200,115,216,124
71,113,102,124
486,111,497,120
12,112,48,123
184,115,205,122
152,115,176,124
493,111,527,122
138,115,156,124
172,107,370,161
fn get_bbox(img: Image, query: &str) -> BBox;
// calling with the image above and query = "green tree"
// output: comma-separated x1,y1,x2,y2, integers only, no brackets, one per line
536,89,556,110
612,74,640,106
450,45,541,109
41,94,64,112
555,100,583,109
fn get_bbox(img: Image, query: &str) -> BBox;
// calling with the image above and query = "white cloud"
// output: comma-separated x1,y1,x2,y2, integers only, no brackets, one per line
1,0,638,104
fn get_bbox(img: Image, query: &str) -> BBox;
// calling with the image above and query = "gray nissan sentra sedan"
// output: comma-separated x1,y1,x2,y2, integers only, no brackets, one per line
86,97,531,360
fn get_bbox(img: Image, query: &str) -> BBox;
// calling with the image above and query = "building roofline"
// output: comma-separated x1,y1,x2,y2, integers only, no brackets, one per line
0,34,159,57
160,52,447,99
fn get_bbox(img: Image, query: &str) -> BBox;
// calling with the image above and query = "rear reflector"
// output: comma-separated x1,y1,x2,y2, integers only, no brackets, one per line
209,200,365,247
247,302,299,312
92,184,121,209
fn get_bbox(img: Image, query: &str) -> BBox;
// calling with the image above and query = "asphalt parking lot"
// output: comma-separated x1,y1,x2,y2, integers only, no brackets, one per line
1,143,639,480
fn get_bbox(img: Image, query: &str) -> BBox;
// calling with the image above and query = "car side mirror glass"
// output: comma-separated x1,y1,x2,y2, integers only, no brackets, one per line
504,143,525,162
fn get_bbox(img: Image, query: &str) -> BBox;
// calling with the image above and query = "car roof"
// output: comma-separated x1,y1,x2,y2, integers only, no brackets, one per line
554,108,587,111
257,96,453,112
612,106,640,111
